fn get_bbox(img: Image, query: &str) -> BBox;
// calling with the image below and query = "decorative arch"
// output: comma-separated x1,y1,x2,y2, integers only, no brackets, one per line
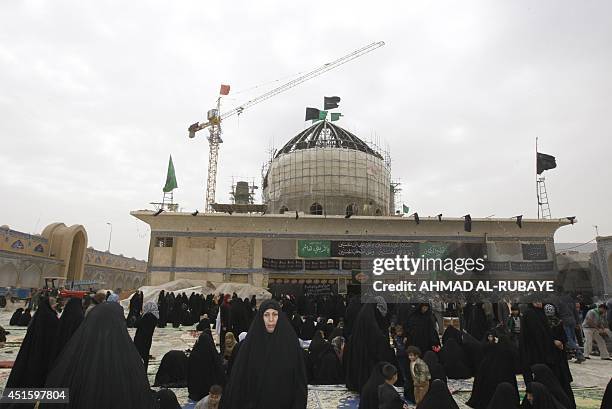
41,223,88,280
346,203,357,217
11,240,24,250
66,229,87,281
310,202,323,215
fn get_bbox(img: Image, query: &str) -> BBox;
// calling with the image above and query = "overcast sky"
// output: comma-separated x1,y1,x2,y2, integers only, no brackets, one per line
1,1,611,260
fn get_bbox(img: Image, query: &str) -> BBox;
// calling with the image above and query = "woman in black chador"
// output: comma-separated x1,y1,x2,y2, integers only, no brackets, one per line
359,361,390,409
134,301,159,369
221,299,307,409
157,290,168,328
345,297,395,392
439,338,472,379
416,379,460,409
466,335,519,409
523,382,568,409
9,307,24,326
314,336,345,385
541,304,574,406
154,350,188,388
486,382,520,409
600,378,611,409
41,302,153,409
423,350,447,383
464,303,489,341
17,308,32,326
126,291,141,327
51,297,84,364
307,330,328,382
187,329,226,402
5,298,58,390
531,364,575,409
519,303,571,387
406,303,440,356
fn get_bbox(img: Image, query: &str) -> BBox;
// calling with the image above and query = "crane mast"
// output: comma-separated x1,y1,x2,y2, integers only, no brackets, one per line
188,41,385,213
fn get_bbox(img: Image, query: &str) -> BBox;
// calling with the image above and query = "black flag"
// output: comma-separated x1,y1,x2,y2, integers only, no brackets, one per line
305,107,320,121
324,96,341,110
516,215,523,228
537,152,557,174
464,214,472,232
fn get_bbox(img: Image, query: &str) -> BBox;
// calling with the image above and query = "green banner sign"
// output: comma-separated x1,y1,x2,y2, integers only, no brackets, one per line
298,240,331,258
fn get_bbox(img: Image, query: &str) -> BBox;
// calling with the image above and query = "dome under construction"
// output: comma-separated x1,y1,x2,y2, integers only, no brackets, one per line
263,120,391,216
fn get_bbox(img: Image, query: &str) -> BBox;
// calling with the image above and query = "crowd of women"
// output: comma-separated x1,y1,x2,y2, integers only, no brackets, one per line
2,290,611,409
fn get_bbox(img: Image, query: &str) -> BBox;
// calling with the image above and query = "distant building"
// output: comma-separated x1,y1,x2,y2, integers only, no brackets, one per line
132,210,571,296
133,120,573,295
555,236,612,299
0,224,147,290
594,236,612,296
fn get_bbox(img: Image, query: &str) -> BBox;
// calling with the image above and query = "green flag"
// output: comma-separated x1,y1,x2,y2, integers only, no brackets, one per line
402,204,409,214
310,109,328,124
330,112,343,121
163,155,178,192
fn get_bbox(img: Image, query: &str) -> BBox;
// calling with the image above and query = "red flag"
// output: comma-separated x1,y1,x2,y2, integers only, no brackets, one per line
219,84,230,95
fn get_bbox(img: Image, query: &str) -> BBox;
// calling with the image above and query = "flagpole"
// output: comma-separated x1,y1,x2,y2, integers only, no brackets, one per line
536,137,539,219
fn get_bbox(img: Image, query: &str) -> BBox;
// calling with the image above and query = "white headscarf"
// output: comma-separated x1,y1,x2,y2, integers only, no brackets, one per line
238,331,247,342
143,301,159,319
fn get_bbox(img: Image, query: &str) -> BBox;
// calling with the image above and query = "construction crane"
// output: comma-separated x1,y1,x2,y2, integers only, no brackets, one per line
188,41,385,213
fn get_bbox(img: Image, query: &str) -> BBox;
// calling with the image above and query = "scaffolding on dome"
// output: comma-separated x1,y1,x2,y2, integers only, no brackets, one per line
261,121,392,216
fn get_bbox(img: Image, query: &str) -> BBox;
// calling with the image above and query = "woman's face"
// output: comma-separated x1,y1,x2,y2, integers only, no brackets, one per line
263,308,279,333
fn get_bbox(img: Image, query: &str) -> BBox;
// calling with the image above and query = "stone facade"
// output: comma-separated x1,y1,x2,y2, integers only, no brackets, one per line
0,224,146,290
132,210,571,295
593,235,612,297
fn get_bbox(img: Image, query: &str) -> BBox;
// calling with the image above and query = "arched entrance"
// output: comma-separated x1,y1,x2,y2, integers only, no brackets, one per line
67,230,86,281
0,263,18,287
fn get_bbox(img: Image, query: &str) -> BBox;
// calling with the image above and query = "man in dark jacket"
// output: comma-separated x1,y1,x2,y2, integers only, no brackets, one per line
558,292,585,363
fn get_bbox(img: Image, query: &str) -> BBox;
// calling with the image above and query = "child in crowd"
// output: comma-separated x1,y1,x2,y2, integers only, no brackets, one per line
406,345,431,405
195,384,222,409
377,364,409,409
393,324,409,383
506,305,521,348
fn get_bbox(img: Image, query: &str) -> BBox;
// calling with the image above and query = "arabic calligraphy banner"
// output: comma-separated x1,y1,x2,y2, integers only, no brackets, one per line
331,241,419,257
303,283,333,296
298,240,331,258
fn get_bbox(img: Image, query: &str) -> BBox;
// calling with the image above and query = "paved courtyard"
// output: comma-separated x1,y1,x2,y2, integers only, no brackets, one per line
0,307,608,408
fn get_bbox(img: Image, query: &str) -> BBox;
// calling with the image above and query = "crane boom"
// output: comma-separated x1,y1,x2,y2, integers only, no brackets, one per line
188,41,385,212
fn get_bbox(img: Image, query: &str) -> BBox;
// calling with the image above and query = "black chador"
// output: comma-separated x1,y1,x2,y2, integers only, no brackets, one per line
6,298,58,390
221,300,307,409
41,302,153,409
345,299,395,392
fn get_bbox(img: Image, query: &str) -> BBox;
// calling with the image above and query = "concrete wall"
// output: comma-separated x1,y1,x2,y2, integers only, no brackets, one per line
594,236,612,296
134,211,572,288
